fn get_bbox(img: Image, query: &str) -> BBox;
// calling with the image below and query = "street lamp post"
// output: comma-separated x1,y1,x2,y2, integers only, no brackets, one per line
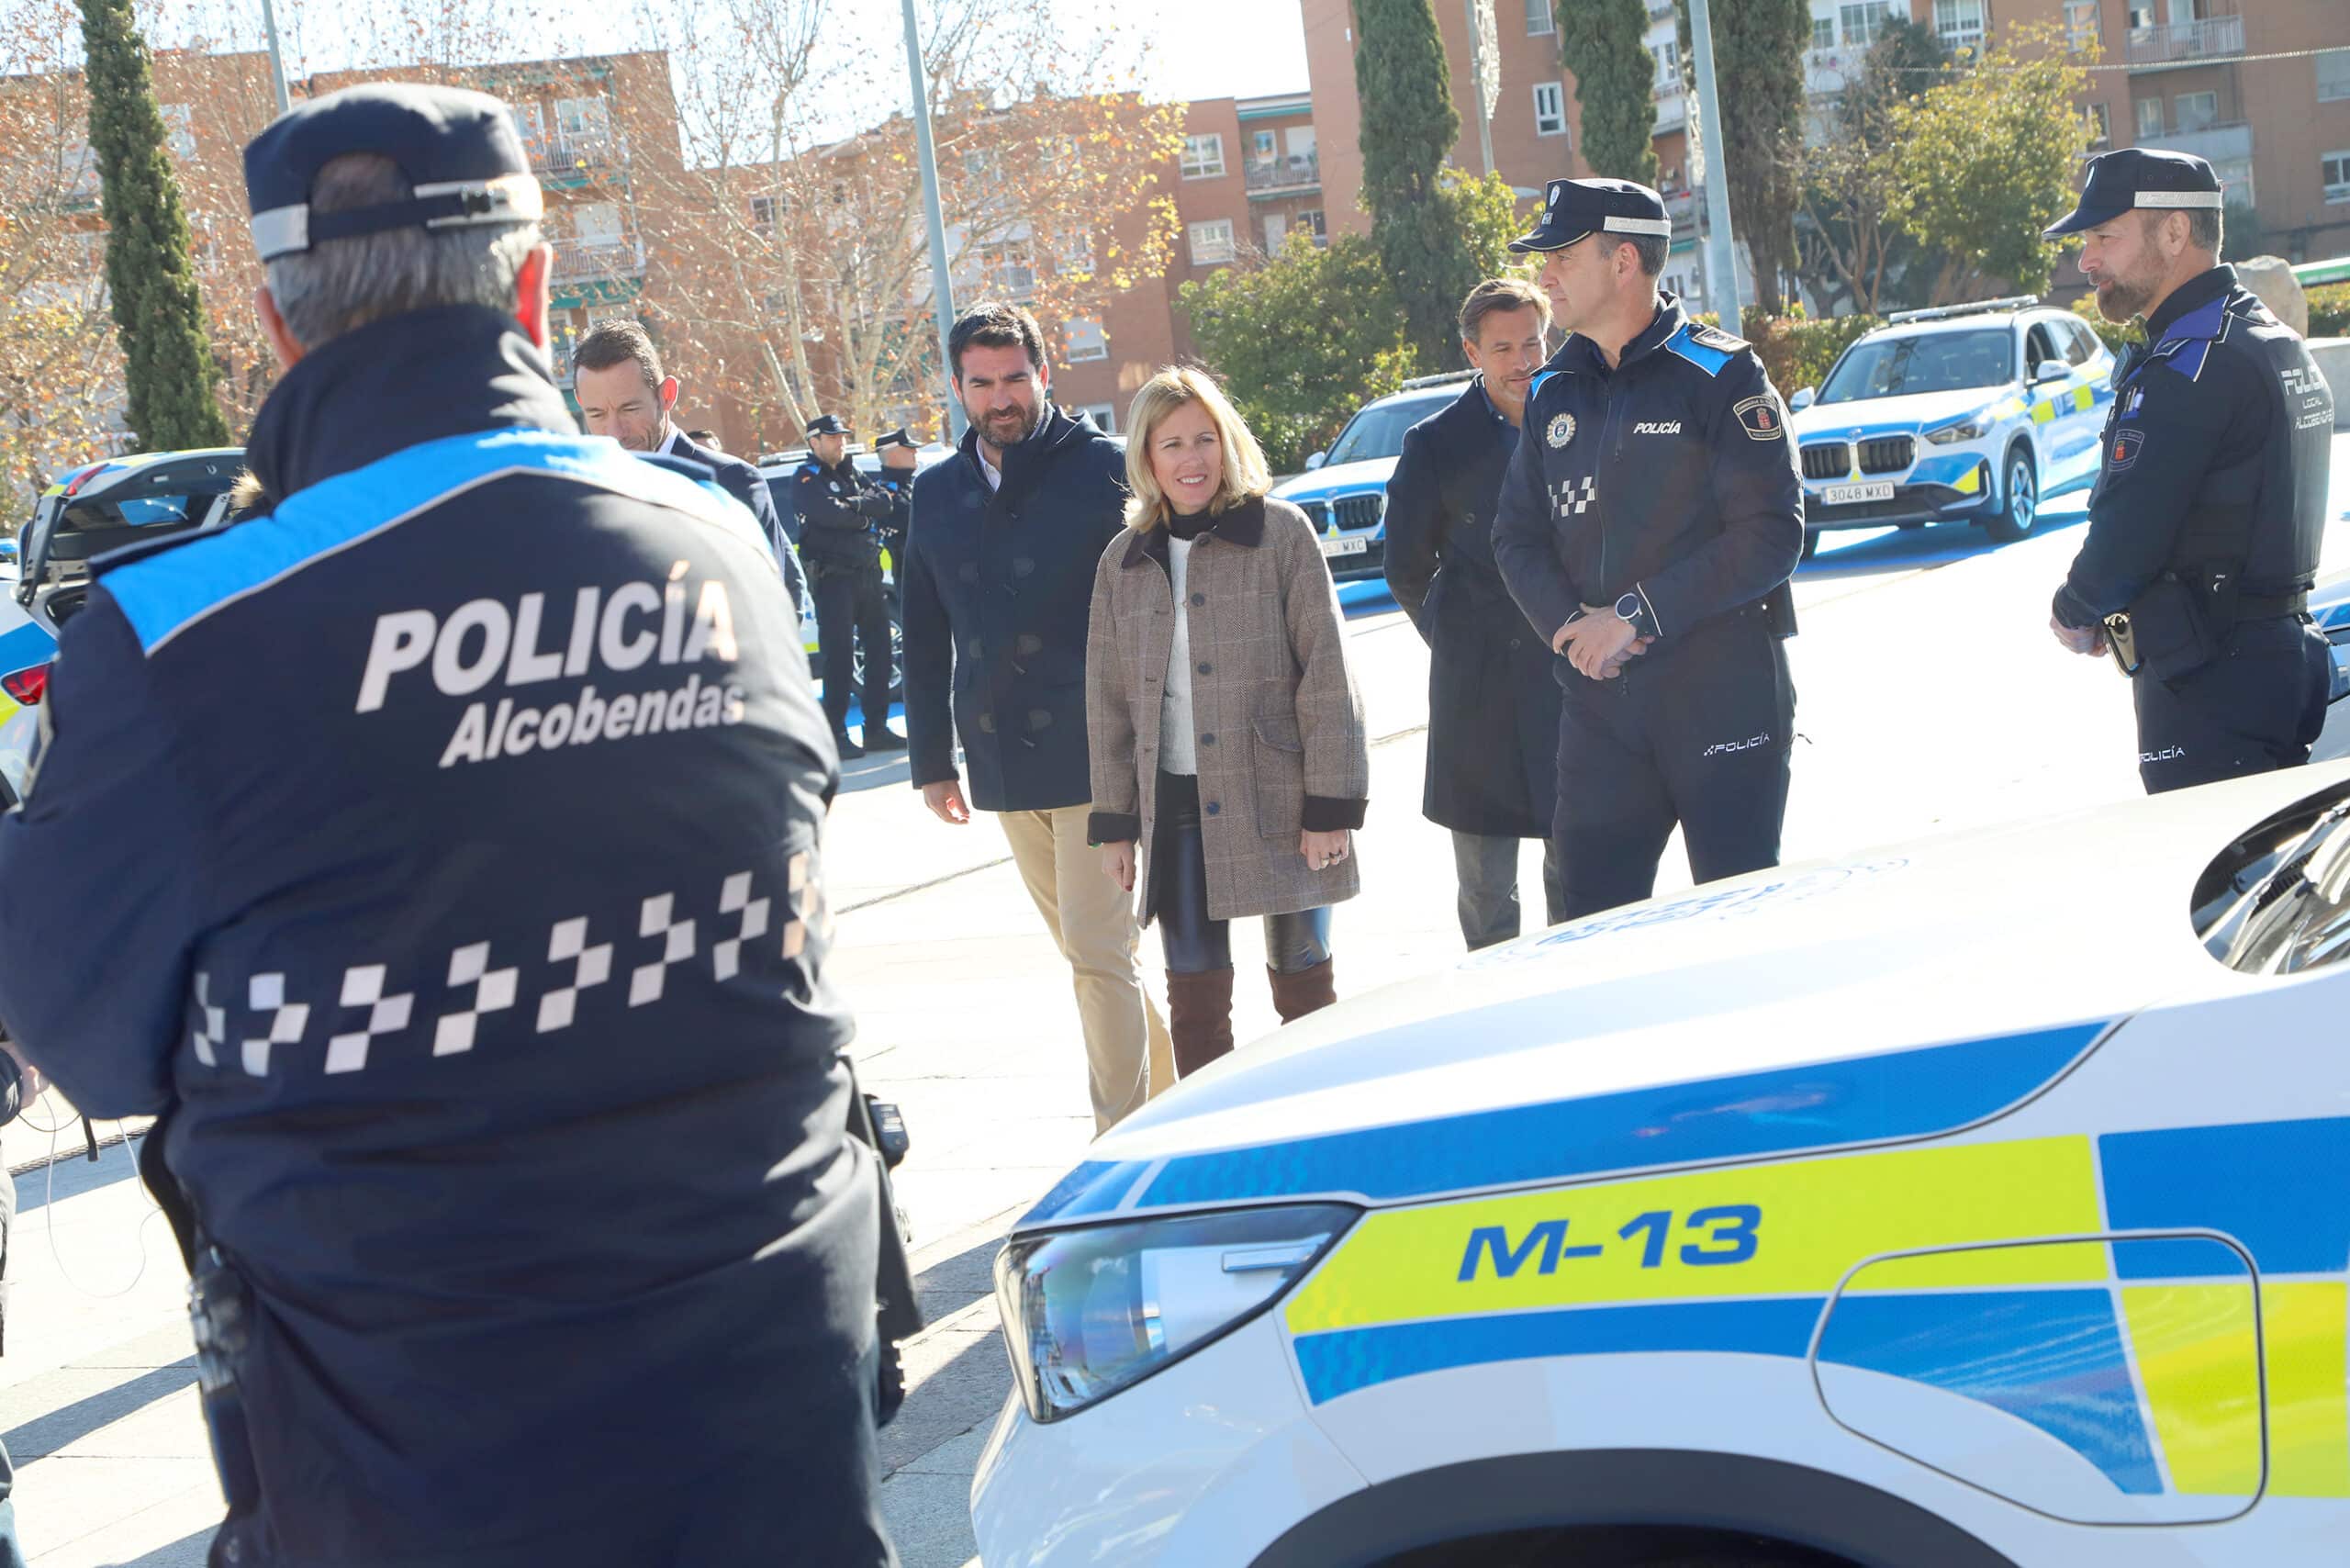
899,0,967,440
258,0,291,117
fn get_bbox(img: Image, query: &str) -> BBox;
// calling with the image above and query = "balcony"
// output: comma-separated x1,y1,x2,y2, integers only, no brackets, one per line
2125,14,2244,71
525,129,628,178
2142,118,2251,165
1654,76,1685,132
1663,188,1698,245
552,234,645,286
1245,151,1320,196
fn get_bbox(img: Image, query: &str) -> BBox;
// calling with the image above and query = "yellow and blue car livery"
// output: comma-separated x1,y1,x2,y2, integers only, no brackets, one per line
975,764,2350,1568
1787,299,2112,548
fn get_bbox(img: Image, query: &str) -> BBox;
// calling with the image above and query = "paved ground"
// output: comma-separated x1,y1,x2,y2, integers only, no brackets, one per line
3,439,2345,1566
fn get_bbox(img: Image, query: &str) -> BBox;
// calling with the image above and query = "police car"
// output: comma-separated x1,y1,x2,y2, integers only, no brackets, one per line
1271,374,1476,583
17,447,245,636
1789,297,2113,555
976,760,2350,1566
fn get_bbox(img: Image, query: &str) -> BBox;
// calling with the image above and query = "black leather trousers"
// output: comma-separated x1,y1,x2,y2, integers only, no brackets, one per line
1153,771,1332,976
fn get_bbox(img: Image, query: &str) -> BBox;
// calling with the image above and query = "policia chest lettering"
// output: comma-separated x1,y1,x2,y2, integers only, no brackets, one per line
355,566,750,768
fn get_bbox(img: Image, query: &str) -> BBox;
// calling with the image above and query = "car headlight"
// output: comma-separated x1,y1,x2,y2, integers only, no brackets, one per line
1925,413,1993,444
994,1202,1357,1422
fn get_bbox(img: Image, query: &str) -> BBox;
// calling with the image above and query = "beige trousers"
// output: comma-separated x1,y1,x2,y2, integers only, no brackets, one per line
998,804,1175,1133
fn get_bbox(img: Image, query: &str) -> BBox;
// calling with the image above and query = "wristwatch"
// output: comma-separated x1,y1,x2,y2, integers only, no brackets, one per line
1614,589,1653,637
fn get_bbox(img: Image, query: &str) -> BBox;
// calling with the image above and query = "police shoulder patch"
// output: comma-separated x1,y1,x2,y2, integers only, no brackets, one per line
2109,427,2145,470
1733,394,1786,442
1690,324,1749,353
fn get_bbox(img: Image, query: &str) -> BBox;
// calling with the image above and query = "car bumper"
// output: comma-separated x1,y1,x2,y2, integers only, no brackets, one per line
1317,532,1385,581
1801,452,1996,532
968,1313,1365,1567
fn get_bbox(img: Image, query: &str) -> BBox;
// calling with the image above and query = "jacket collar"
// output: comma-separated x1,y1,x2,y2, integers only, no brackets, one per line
1120,495,1268,567
245,305,575,503
1560,292,1685,375
957,401,1090,502
2146,264,2236,342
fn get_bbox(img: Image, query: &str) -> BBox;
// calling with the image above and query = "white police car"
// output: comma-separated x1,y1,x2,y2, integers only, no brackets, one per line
1271,375,1475,583
1790,297,2114,555
975,761,2350,1566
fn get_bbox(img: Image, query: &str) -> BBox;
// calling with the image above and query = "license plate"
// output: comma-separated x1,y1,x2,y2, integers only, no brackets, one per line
1818,481,1896,505
1319,536,1369,557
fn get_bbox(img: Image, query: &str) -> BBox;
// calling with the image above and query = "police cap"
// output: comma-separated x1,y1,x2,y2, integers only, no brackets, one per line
243,83,543,263
1509,177,1672,254
2042,147,2221,239
872,427,915,451
804,414,849,438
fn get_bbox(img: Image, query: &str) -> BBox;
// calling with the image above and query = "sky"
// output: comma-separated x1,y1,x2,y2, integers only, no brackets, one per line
1123,0,1312,104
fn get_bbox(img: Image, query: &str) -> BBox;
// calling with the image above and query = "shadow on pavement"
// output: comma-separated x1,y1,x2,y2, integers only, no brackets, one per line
106,1528,216,1567
13,1128,145,1215
1798,505,2091,583
5,1359,196,1458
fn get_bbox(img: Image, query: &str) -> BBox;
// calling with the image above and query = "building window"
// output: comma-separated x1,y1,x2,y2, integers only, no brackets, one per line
2321,50,2350,104
2173,91,2217,132
554,95,610,140
750,195,780,235
1253,129,1277,159
1064,318,1108,362
1653,39,1679,86
2064,0,2098,50
1526,0,1554,36
1300,208,1327,244
1181,134,1226,179
1077,402,1118,434
1263,212,1289,251
982,240,1035,299
1932,0,1985,51
1839,3,1893,50
1533,82,1567,137
1811,16,1836,50
2322,151,2350,205
2086,103,2110,146
1057,229,1095,276
2135,95,2165,138
159,103,195,159
1189,218,1237,264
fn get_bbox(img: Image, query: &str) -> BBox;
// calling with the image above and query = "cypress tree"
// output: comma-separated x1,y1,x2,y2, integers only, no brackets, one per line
1558,0,1659,186
1677,0,1810,314
1353,0,1479,369
80,0,229,452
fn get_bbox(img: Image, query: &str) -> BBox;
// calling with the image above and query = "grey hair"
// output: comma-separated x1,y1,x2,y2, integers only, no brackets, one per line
263,152,542,349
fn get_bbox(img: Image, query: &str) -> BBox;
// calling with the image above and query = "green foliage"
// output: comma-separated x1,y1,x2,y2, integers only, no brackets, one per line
1675,0,1809,312
1886,24,2089,302
1558,0,1658,186
2068,294,2143,353
1180,233,1420,473
2308,283,2350,339
1692,305,1883,394
80,0,229,452
1353,0,1489,370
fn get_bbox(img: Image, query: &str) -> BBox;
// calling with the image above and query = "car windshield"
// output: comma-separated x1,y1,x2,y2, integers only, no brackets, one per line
1817,330,2015,404
1324,395,1450,465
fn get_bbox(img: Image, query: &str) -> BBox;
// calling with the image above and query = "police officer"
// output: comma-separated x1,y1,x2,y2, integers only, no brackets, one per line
1384,277,1568,948
0,84,895,1568
798,413,902,757
1491,178,1804,922
2045,148,2335,792
872,425,919,557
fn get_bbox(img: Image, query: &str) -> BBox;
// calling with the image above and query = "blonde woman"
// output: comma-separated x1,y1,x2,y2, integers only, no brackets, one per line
1085,367,1370,1077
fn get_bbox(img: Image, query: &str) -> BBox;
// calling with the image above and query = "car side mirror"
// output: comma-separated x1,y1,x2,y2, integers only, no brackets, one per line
1789,387,1816,413
1304,451,1326,471
2034,360,2068,384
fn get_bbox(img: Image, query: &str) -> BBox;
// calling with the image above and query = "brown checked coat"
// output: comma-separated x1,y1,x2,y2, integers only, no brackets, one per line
1085,495,1370,924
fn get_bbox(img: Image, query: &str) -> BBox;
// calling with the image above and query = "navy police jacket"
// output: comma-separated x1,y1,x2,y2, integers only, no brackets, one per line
1492,295,1804,656
0,308,878,1563
673,429,807,613
2054,265,2333,629
901,405,1127,812
796,455,894,569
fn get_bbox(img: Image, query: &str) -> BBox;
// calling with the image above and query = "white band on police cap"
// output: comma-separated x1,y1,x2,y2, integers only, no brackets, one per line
250,205,308,259
1602,216,1673,236
2134,190,2221,210
249,173,544,261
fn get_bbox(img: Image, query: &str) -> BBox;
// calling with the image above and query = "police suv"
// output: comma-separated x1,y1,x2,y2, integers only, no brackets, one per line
1270,374,1476,583
977,757,2350,1567
1789,297,2112,555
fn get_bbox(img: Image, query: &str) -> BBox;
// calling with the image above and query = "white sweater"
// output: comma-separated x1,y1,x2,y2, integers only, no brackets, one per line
1159,535,1198,775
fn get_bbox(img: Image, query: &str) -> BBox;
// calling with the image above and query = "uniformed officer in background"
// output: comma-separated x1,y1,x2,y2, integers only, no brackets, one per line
872,425,920,562
0,84,895,1567
1491,178,1805,921
798,413,903,757
1384,277,1568,948
2045,148,2334,792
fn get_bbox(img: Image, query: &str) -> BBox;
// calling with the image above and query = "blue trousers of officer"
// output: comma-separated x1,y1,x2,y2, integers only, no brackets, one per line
2133,614,2333,794
1552,605,1795,922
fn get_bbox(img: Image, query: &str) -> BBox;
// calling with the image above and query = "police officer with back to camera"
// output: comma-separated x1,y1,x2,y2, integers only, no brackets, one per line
0,84,898,1568
872,424,921,542
1491,177,1805,922
2044,148,2335,793
798,413,903,757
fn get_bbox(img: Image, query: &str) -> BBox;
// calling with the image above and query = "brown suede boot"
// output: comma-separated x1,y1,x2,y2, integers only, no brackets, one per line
1268,958,1337,1024
1166,968,1237,1078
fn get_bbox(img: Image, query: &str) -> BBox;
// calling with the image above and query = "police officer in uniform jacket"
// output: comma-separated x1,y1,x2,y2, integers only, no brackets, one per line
2045,148,2334,793
872,425,920,551
0,85,895,1567
1491,178,1805,922
798,413,903,757
1384,278,1568,947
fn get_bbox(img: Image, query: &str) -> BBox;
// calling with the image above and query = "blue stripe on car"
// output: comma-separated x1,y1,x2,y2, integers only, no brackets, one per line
2099,1116,2350,1278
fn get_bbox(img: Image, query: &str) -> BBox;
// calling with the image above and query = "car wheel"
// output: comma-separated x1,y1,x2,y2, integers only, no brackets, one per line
1984,447,2037,544
852,590,906,703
